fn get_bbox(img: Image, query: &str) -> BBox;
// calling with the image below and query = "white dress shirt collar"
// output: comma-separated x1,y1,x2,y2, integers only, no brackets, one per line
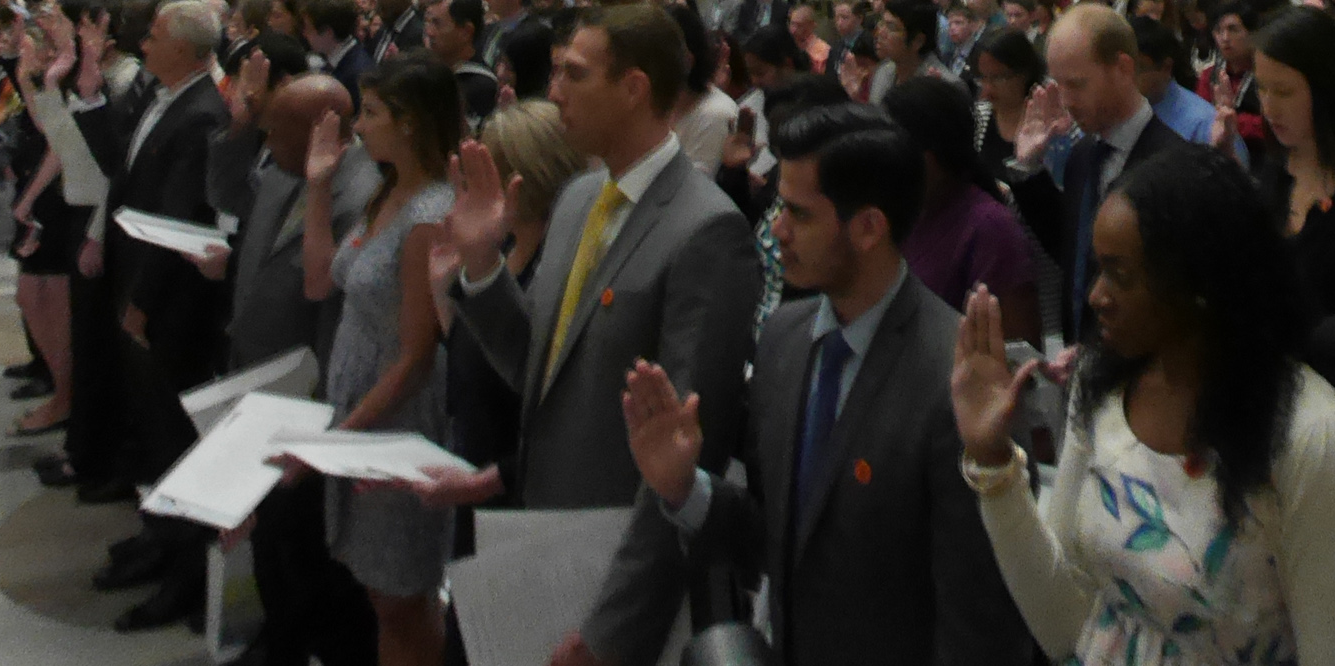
604,132,682,204
327,36,360,69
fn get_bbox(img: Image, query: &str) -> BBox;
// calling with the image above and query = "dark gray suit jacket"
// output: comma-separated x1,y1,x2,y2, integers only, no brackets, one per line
455,150,762,662
689,275,1033,666
207,127,382,370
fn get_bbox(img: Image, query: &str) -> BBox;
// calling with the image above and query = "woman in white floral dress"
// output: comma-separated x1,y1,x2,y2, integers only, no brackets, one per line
950,144,1335,665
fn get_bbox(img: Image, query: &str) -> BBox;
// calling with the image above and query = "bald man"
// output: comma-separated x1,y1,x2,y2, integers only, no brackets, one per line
203,71,383,666
1005,4,1185,343
789,5,831,73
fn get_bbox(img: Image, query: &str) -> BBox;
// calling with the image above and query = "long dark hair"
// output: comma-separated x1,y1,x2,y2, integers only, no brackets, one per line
360,50,463,213
1074,144,1308,527
973,27,1047,93
881,76,1005,203
1255,6,1335,173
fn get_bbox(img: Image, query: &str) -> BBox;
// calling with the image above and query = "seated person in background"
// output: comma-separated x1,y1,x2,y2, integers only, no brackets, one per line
1130,16,1249,168
885,76,1042,347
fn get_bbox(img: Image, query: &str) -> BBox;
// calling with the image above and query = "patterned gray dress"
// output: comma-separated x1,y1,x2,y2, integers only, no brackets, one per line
325,181,455,597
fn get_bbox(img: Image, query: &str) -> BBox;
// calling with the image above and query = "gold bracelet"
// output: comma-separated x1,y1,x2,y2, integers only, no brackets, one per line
960,442,1028,497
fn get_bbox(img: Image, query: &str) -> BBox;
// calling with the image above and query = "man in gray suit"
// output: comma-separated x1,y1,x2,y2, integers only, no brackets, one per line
198,68,383,665
620,104,1034,665
439,5,762,664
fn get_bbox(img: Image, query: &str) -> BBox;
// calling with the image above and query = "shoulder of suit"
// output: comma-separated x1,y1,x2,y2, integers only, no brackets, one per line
758,296,821,349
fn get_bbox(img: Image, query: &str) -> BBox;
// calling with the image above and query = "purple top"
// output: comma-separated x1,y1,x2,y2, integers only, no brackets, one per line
902,183,1035,312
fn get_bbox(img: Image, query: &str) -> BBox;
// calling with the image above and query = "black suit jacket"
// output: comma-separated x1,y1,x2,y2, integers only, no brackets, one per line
331,41,375,113
689,276,1033,666
735,0,790,40
76,75,231,322
1009,114,1185,342
370,7,425,63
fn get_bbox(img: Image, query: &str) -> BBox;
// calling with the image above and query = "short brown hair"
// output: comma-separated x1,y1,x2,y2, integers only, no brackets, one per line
577,4,687,117
1055,3,1138,65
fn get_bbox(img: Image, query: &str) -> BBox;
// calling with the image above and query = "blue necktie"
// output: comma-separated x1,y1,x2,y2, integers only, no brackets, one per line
796,330,854,515
1071,140,1114,338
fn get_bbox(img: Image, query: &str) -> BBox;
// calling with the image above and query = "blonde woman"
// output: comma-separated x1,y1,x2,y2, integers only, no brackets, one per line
412,100,587,512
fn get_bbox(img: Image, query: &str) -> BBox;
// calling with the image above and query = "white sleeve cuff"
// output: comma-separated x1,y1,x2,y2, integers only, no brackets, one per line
67,94,108,113
458,255,506,296
660,468,713,535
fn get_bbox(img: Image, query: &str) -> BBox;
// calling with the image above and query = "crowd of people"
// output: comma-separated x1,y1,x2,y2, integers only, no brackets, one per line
1,0,1334,662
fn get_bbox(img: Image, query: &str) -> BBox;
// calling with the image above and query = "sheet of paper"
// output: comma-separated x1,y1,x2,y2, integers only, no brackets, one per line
274,431,476,483
449,508,634,666
180,347,320,434
114,206,230,258
141,393,334,529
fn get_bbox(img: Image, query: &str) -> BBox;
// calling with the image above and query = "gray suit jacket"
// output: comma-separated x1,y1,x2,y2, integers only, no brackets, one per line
456,150,762,662
689,275,1033,665
207,127,382,370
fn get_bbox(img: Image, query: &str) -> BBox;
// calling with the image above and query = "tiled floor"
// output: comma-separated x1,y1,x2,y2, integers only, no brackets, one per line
0,255,213,665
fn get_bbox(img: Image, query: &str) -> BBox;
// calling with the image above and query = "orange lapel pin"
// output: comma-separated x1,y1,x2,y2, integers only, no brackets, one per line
854,459,872,485
601,288,615,307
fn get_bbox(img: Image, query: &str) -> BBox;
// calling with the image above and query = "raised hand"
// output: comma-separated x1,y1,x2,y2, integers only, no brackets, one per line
445,139,521,277
306,109,346,185
721,106,757,169
1014,82,1066,167
950,285,1041,466
1211,77,1235,109
75,11,110,100
230,50,271,125
1210,105,1238,160
39,9,76,89
622,359,702,509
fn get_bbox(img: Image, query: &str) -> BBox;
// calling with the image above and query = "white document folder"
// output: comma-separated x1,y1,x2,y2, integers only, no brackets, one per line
274,430,477,483
179,347,320,434
114,206,230,258
141,392,335,529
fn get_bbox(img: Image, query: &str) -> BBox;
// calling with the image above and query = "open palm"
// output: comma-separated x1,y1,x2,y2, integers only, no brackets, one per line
950,286,1040,464
306,110,345,185
445,140,519,254
622,360,702,508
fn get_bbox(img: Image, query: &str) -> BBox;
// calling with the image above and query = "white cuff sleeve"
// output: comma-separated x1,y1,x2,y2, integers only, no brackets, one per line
458,255,506,296
659,468,713,535
67,94,108,113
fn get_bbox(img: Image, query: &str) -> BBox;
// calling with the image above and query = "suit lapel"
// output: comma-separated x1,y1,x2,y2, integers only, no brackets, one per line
768,304,820,566
542,153,691,394
265,180,306,258
791,276,924,567
128,78,208,179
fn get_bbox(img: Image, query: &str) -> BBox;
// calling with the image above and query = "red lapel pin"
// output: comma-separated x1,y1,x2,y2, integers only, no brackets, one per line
600,288,615,307
854,459,872,485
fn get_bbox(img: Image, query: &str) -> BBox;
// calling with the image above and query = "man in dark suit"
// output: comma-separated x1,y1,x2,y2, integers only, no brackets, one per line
1006,4,1185,343
202,65,382,666
478,0,533,68
825,0,863,79
302,0,375,112
368,0,424,62
72,0,232,632
619,103,1033,666
441,6,761,665
735,0,790,40
423,0,498,131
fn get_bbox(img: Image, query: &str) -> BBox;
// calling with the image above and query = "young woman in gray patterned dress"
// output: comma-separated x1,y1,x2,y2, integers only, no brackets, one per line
298,52,460,666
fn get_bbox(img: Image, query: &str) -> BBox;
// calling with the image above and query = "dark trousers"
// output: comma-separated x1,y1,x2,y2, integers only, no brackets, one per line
64,269,126,482
250,475,378,666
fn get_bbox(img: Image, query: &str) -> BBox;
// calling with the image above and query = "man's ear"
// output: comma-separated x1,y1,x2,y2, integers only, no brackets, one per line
847,205,891,253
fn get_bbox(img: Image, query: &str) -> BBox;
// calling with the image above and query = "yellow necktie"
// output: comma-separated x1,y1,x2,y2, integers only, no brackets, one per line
546,181,627,382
